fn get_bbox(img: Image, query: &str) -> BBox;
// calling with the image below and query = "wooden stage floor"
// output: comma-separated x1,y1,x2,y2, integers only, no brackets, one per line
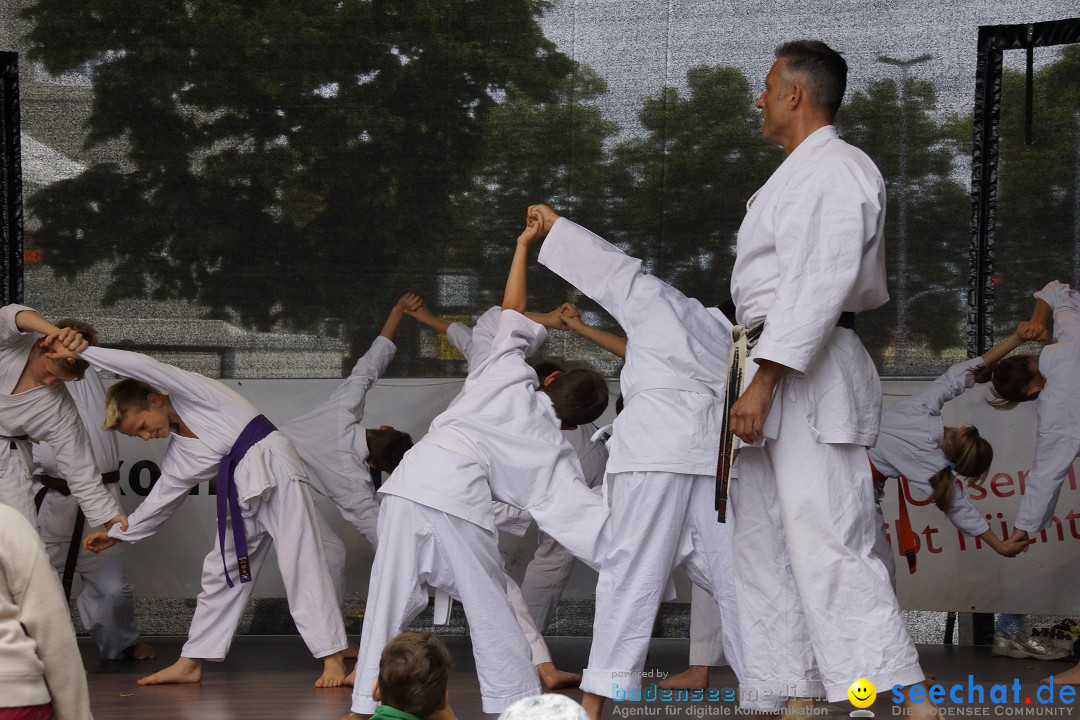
83,636,1080,719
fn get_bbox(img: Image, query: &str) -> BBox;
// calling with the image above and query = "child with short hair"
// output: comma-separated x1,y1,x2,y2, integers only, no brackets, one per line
347,209,610,717
0,304,124,530
284,292,420,550
32,360,155,662
76,342,348,688
364,632,456,720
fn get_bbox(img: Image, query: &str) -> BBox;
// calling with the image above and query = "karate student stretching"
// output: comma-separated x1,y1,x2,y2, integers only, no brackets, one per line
346,208,610,718
973,280,1080,685
0,304,124,530
77,345,349,688
526,203,744,720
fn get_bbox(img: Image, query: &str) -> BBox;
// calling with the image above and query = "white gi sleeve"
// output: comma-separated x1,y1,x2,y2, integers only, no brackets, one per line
447,306,501,369
945,482,990,537
753,157,883,373
332,335,396,425
492,501,533,537
38,396,123,527
1035,281,1080,344
107,469,197,543
914,357,983,413
538,217,652,336
1014,430,1079,533
82,346,217,406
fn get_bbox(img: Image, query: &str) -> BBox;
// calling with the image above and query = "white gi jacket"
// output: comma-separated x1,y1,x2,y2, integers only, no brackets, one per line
868,357,989,537
283,336,390,546
539,218,733,476
0,304,120,526
1015,281,1080,532
83,347,303,542
731,125,889,446
33,368,123,542
379,310,609,566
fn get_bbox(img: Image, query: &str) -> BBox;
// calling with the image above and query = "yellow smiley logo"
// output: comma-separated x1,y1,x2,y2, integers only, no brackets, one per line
848,678,876,708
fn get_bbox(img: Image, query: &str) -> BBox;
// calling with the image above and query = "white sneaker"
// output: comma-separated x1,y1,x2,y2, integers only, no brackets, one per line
993,635,1070,661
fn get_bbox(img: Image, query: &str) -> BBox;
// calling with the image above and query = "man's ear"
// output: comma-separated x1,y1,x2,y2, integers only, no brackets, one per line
372,679,381,702
148,393,165,409
542,370,562,387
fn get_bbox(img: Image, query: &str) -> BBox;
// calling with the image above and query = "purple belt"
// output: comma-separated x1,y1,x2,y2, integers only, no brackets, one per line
218,414,276,587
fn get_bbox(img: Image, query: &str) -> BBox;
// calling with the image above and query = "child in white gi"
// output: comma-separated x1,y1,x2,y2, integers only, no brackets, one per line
525,204,744,720
77,346,348,688
33,360,155,661
285,293,420,550
868,323,1037,578
556,302,733,692
0,305,124,531
346,209,610,717
973,281,1080,684
407,300,603,691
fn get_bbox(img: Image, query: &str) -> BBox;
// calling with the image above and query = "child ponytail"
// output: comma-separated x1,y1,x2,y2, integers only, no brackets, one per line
927,466,955,513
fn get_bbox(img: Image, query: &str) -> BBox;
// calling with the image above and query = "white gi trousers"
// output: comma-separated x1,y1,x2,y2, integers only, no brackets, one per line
38,492,140,659
689,583,726,667
581,471,742,698
505,571,551,665
351,495,540,715
732,378,922,709
0,439,34,524
518,530,578,632
181,477,348,661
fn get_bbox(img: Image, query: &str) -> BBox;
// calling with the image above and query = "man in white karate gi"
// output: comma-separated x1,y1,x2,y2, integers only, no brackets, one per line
0,304,125,531
726,40,932,713
33,364,155,661
526,203,744,720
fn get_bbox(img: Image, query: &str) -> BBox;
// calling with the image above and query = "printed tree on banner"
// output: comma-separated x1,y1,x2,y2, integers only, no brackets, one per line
21,0,581,367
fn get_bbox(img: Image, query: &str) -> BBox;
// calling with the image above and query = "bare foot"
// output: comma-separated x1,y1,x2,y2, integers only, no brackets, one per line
317,652,347,688
344,666,356,687
924,671,936,682
1043,660,1080,685
122,642,157,661
137,657,203,686
582,692,605,720
341,714,370,720
344,639,359,660
901,685,940,717
659,665,709,689
537,661,581,689
783,698,817,720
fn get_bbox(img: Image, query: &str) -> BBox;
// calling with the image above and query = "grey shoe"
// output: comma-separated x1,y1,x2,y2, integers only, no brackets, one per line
994,634,1070,661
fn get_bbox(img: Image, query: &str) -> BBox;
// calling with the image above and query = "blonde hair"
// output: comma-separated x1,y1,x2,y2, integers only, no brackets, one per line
103,378,162,430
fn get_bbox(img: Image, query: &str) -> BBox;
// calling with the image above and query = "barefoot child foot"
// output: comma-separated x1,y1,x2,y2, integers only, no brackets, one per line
1044,660,1080,686
123,642,157,661
659,665,710,690
138,657,203,686
317,651,347,688
537,661,581,690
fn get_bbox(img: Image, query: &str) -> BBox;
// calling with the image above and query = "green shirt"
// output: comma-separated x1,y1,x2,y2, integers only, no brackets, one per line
372,705,425,720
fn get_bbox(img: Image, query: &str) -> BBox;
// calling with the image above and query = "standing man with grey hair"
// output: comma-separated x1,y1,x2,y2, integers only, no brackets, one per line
727,40,936,714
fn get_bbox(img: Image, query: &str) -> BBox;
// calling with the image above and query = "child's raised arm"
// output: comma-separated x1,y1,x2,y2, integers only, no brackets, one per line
979,322,1042,367
380,293,422,342
560,303,627,359
501,207,544,313
404,296,453,335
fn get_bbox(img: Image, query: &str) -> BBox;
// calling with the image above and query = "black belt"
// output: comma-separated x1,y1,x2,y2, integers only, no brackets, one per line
713,310,857,523
34,470,122,602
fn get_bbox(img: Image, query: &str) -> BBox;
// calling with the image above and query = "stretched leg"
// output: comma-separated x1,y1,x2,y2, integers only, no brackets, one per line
661,582,722,690
732,446,819,711
582,471,695,718
139,525,272,685
351,496,467,715
1,442,35,524
518,530,577,631
259,477,349,687
769,378,924,703
72,543,142,660
504,570,580,690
